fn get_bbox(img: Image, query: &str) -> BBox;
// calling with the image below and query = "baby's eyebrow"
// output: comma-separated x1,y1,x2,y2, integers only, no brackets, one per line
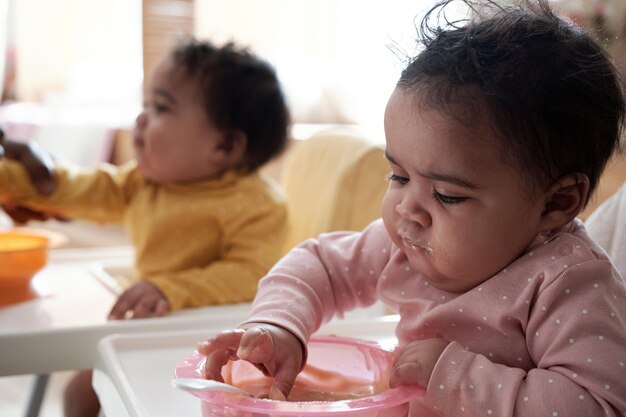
384,151,479,190
424,171,479,190
154,89,176,104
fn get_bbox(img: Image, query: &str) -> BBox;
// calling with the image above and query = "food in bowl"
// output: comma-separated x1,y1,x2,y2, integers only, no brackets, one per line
174,335,425,417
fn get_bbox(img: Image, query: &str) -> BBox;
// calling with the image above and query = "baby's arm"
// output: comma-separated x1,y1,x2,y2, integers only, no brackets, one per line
0,137,62,222
425,262,626,417
195,221,390,398
242,220,390,343
0,158,135,223
0,137,56,195
197,323,304,400
143,199,288,310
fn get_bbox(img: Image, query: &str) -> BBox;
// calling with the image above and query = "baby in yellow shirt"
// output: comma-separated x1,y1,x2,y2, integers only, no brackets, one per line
1,38,290,314
0,38,290,417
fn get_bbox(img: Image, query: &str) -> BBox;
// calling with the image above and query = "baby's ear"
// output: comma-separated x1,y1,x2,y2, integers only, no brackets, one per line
540,173,590,230
217,130,247,166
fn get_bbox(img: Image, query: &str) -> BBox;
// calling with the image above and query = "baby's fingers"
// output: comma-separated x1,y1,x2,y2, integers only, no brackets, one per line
268,361,299,401
197,329,246,356
237,326,275,363
108,290,139,320
390,362,425,388
197,329,246,380
390,338,449,388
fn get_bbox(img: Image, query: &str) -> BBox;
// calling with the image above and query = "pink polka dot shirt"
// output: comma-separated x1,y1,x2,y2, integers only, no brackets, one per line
244,218,626,417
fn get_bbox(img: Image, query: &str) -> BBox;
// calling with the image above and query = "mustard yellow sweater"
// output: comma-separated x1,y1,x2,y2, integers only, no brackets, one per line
0,160,287,310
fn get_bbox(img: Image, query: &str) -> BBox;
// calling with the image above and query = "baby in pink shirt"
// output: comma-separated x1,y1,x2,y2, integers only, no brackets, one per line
197,1,626,416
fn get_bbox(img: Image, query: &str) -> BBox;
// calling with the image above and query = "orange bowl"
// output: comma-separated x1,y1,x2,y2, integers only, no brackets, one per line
0,231,49,289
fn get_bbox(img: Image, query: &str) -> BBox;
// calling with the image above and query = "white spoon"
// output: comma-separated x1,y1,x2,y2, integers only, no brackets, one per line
171,378,252,397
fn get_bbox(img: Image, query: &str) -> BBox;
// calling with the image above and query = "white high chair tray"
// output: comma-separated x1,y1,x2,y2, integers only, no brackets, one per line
89,261,138,295
94,315,400,417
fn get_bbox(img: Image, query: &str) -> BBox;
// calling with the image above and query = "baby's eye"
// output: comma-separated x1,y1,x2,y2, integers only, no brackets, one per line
386,173,409,185
432,191,466,205
153,102,169,113
143,98,169,113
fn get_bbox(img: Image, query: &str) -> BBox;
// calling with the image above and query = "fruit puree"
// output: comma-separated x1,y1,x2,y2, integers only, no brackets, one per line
222,362,389,402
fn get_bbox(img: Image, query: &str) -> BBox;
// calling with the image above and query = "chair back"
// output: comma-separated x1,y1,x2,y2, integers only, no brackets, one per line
280,129,389,253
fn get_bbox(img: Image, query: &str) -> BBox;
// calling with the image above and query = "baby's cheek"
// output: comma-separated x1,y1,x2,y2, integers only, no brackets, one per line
431,239,472,273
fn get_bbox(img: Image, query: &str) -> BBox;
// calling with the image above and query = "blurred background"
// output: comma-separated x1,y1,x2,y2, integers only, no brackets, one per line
0,0,625,154
0,0,624,239
0,0,435,158
0,0,624,220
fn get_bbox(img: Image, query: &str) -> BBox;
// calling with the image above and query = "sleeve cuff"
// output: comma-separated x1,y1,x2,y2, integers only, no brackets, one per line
424,341,469,416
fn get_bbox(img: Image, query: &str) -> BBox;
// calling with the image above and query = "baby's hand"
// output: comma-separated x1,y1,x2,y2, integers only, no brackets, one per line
108,281,170,320
0,137,56,195
390,338,449,389
0,136,63,224
197,323,304,400
1,203,66,224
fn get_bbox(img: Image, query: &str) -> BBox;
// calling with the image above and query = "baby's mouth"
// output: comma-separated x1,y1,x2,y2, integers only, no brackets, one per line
133,136,145,149
400,234,433,256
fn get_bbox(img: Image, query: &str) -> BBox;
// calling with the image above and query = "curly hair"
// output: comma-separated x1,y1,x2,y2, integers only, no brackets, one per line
171,38,290,171
398,0,625,204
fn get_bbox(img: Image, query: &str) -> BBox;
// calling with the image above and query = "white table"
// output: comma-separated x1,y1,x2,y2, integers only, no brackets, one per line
0,245,254,416
94,316,401,417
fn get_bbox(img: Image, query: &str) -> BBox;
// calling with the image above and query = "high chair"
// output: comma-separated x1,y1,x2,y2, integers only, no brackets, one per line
280,129,389,253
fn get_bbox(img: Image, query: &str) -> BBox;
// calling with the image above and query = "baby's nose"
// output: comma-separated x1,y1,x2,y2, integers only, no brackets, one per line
395,202,431,228
135,111,147,128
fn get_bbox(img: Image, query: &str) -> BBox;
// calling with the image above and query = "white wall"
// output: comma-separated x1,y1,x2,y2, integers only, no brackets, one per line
194,0,442,141
9,0,460,143
12,0,142,105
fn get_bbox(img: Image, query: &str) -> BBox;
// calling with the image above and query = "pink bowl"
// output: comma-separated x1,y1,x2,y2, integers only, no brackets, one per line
175,335,424,417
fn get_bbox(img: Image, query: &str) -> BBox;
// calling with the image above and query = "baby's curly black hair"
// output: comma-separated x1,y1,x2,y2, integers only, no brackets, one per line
171,38,290,171
398,0,625,205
